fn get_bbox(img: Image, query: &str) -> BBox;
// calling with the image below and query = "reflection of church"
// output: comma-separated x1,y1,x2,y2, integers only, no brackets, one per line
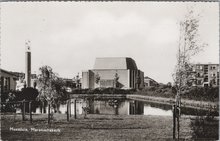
87,99,145,115
88,99,130,115
82,57,144,89
129,100,144,115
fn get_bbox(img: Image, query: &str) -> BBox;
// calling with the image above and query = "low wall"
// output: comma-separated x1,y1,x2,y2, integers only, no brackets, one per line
70,94,126,99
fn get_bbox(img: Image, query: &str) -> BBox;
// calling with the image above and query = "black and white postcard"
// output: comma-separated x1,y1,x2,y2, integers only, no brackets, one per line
1,1,219,140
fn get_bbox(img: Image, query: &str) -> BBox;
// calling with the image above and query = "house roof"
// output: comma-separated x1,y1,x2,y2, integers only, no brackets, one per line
144,76,158,84
0,69,18,78
93,57,138,70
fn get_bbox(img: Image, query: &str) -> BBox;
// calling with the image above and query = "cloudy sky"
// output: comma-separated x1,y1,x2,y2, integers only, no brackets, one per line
1,2,219,83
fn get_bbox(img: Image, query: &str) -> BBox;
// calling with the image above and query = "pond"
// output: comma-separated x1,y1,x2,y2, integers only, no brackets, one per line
30,98,218,117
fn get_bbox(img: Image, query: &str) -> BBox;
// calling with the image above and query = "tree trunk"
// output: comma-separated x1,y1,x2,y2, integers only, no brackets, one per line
29,102,32,123
173,105,176,139
22,101,25,121
67,100,69,122
74,99,77,119
48,103,51,124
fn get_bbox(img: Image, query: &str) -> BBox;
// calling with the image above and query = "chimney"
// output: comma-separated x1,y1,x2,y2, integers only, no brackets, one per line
25,40,31,87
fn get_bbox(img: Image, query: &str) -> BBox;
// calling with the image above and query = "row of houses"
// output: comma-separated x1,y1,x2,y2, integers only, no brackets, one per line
1,59,219,93
191,63,219,87
0,69,37,93
0,69,81,93
143,63,219,88
81,57,219,89
1,69,18,93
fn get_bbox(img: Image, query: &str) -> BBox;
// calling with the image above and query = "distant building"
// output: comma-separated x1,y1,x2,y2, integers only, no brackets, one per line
11,72,37,90
191,63,219,87
144,76,158,87
82,57,144,89
0,69,19,93
72,74,82,89
62,78,81,92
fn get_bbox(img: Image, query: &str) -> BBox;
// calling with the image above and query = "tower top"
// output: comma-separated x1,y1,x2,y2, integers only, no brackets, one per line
25,40,31,52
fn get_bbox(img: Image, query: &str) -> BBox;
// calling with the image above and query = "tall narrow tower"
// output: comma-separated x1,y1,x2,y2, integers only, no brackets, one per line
25,40,31,87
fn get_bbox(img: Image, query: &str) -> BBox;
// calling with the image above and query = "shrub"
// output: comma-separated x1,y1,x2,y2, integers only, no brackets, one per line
21,87,39,101
191,115,219,140
182,87,219,102
70,88,136,94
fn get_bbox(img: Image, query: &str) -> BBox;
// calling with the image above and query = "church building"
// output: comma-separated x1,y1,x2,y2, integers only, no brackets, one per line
82,57,144,89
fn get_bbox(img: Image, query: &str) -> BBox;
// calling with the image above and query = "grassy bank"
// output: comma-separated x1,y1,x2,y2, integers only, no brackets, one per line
1,114,192,141
1,113,218,140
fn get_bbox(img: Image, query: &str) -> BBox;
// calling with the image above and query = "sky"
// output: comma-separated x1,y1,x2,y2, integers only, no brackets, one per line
1,2,219,84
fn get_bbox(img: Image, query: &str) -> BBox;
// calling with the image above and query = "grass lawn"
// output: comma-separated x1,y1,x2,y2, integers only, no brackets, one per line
1,113,218,141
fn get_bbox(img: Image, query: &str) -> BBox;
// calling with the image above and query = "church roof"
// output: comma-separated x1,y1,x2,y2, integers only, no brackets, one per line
93,57,138,70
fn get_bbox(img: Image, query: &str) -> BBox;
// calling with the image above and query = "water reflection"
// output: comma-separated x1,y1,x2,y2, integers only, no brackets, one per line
129,101,144,115
89,99,129,115
29,98,218,116
129,100,173,116
144,106,172,116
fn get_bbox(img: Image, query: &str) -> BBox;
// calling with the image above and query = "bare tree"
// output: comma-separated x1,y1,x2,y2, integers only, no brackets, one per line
172,8,207,139
173,8,207,103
